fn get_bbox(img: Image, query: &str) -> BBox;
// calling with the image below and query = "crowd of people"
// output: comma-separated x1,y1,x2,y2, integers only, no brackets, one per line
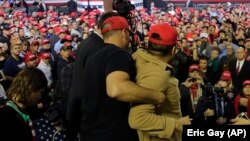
0,0,250,141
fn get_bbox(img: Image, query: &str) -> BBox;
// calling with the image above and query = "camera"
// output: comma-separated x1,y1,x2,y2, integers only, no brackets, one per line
190,78,197,82
112,0,138,52
237,112,249,120
203,83,225,97
112,0,135,19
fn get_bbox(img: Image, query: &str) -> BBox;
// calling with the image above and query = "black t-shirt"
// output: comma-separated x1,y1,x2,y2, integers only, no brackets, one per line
81,43,137,141
0,59,6,70
3,56,24,77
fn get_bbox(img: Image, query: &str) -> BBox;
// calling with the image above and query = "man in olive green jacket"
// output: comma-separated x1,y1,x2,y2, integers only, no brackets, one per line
129,24,191,141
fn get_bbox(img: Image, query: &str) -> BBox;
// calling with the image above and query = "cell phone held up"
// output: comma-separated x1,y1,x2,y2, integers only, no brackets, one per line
189,78,197,82
237,112,249,120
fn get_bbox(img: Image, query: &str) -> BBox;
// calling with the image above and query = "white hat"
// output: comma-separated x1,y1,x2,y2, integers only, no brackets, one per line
200,33,208,38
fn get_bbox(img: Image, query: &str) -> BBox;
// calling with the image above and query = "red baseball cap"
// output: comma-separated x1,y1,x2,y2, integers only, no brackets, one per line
24,53,36,63
40,52,50,59
71,12,76,17
40,28,47,33
186,33,194,42
243,80,250,87
61,35,72,43
148,24,177,46
189,64,200,72
32,21,39,26
41,39,49,45
58,29,65,34
0,11,4,17
101,16,133,34
31,40,39,46
220,71,231,81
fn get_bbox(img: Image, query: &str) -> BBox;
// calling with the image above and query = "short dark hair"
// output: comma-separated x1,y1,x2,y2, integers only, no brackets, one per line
218,30,226,35
97,12,119,29
202,26,208,30
199,55,209,62
181,38,187,43
212,47,221,54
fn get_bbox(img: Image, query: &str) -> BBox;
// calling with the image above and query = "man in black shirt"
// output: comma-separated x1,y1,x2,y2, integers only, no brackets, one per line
67,16,164,141
79,16,165,141
66,12,119,141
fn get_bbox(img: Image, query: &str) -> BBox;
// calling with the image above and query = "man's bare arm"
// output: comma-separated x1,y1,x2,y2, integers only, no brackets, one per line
106,71,165,104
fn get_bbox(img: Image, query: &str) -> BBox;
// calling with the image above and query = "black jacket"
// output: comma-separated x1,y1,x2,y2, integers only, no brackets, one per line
180,84,195,117
193,94,234,126
229,60,250,92
66,32,103,141
67,0,77,13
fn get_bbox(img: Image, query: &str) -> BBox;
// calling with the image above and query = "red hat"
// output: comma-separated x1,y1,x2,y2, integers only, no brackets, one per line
49,17,55,22
31,40,39,46
186,33,194,42
3,3,10,8
89,11,96,16
81,10,88,16
32,21,39,26
29,17,34,21
53,27,61,34
243,80,250,87
189,64,200,72
41,39,49,45
38,24,44,29
148,23,177,46
16,11,23,16
71,12,76,17
19,24,24,29
0,11,4,17
40,52,50,59
61,35,72,43
9,24,16,29
38,12,43,17
101,16,133,34
189,8,195,13
40,28,47,33
47,26,53,30
58,29,65,34
220,71,231,81
24,53,36,63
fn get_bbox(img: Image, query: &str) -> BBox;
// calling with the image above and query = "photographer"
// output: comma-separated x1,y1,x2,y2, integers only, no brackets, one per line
180,64,204,118
193,76,234,126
